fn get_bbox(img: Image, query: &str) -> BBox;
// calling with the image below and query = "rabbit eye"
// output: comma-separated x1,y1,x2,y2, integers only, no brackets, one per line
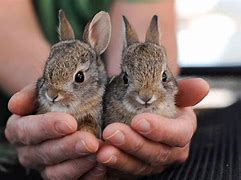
75,71,85,83
123,72,128,84
162,71,168,82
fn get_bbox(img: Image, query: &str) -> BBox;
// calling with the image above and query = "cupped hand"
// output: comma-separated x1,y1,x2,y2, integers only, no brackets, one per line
97,78,209,176
5,85,106,180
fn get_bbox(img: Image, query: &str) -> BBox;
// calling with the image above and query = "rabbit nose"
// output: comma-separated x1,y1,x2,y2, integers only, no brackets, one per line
52,95,59,102
136,95,154,105
45,91,62,102
140,95,152,103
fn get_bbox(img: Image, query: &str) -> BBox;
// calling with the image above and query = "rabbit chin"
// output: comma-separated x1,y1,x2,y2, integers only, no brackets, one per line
49,104,70,113
47,100,77,114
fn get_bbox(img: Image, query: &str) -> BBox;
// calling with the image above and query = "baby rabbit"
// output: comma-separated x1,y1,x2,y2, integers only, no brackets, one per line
37,10,111,137
104,15,177,126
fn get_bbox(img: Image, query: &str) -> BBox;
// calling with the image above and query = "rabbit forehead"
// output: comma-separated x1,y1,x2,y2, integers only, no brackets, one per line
45,41,96,86
51,40,96,62
123,43,166,78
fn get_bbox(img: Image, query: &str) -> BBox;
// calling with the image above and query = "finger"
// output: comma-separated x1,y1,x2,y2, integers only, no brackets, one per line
171,143,190,164
103,123,184,166
41,155,96,180
98,145,187,176
82,163,106,180
176,78,209,107
5,113,77,145
146,144,189,174
8,84,37,115
97,144,153,176
142,144,189,173
131,108,197,147
17,131,99,168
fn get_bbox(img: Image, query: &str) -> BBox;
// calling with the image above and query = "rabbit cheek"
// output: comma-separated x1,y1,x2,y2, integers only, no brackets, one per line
162,81,178,97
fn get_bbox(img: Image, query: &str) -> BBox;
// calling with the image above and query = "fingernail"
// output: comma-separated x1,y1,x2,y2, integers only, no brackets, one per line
55,121,74,134
136,119,150,133
91,163,106,176
105,130,125,145
85,154,96,162
75,140,98,155
102,155,117,164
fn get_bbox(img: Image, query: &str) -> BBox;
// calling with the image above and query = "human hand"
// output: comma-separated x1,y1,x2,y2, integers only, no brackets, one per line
97,78,209,176
5,85,106,180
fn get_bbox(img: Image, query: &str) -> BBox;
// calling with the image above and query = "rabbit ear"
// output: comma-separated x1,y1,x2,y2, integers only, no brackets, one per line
58,10,75,41
83,11,111,55
122,16,139,47
145,15,159,45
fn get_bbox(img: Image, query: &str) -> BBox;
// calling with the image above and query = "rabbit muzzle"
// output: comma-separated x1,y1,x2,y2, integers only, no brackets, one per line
45,90,64,103
136,88,157,106
135,95,157,107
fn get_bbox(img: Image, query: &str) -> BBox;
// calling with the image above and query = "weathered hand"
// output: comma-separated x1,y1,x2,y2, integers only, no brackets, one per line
97,78,209,176
5,85,106,180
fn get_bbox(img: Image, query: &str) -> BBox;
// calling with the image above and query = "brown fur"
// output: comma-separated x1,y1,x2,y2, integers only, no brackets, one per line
104,16,178,127
37,10,111,137
145,15,159,45
123,16,139,46
58,10,75,41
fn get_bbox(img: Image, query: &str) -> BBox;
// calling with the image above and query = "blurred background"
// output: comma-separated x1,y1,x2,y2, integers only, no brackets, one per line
176,0,241,109
177,0,241,68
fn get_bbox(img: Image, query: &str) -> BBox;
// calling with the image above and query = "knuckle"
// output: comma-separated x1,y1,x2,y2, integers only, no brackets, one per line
135,165,152,175
72,158,94,174
177,139,189,148
177,151,189,163
42,168,59,180
152,146,171,166
66,159,93,179
18,132,30,145
152,166,165,173
177,128,193,147
37,146,52,165
177,113,197,147
131,139,144,153
39,114,56,136
39,118,55,139
56,143,68,158
4,116,17,143
89,164,106,177
17,120,31,145
115,152,129,171
18,149,31,167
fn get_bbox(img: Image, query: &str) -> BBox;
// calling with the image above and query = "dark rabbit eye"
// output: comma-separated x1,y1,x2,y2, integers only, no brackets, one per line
123,72,128,84
162,71,168,82
75,71,85,83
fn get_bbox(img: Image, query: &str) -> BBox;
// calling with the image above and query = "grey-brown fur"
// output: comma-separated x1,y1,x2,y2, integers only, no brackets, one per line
37,10,111,137
104,16,177,127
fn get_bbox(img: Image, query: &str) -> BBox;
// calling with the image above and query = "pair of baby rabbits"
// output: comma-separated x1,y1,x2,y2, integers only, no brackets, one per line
37,10,178,138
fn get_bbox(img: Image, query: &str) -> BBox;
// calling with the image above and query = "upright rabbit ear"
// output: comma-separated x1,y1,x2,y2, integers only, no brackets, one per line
83,11,111,55
145,15,160,45
122,16,139,47
58,9,75,41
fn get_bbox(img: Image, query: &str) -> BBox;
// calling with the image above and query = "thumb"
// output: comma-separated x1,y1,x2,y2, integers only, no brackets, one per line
176,78,209,107
8,84,37,115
